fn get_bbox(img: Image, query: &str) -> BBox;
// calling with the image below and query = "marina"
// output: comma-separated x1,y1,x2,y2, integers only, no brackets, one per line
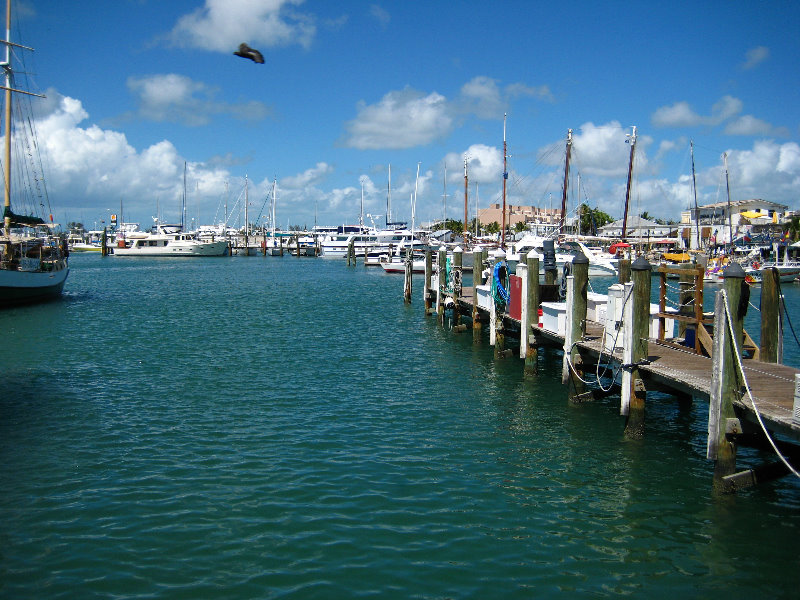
2,253,800,598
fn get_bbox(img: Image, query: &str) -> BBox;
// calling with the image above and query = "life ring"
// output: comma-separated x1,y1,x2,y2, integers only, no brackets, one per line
751,261,761,270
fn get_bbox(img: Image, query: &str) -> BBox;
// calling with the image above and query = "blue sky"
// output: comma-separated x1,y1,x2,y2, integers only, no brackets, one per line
12,0,800,230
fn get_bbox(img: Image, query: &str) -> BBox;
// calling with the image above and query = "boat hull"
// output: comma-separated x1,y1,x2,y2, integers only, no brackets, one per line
0,263,69,307
114,241,228,257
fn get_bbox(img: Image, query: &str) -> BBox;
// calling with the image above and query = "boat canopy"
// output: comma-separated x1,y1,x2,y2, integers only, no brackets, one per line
3,207,46,226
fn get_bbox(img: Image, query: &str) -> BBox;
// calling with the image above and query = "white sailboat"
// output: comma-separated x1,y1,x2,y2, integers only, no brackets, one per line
0,0,69,306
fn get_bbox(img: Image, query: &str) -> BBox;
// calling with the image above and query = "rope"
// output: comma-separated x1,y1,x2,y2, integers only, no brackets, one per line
563,285,634,392
778,292,800,347
719,288,800,479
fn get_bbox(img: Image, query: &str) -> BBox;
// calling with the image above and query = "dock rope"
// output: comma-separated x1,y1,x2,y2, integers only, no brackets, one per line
720,288,800,480
564,284,634,393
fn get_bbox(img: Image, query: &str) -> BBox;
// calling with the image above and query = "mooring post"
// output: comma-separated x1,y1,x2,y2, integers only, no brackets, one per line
623,256,652,437
452,246,463,326
437,245,447,325
424,250,433,315
562,253,590,400
403,254,412,304
524,252,540,376
492,248,508,358
473,247,483,343
760,267,781,363
517,260,528,359
618,258,631,284
708,262,747,492
101,227,108,256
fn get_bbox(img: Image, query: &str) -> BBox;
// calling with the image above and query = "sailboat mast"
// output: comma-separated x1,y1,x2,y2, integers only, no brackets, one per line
360,182,364,228
560,129,572,234
3,0,11,238
271,177,276,236
723,152,732,252
182,162,186,230
621,125,637,243
441,165,447,225
463,155,468,239
690,140,699,250
244,174,249,248
387,164,391,227
502,113,508,248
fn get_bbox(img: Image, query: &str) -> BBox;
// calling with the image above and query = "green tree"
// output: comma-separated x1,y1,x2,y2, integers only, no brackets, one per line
579,204,613,235
484,221,500,234
512,221,527,233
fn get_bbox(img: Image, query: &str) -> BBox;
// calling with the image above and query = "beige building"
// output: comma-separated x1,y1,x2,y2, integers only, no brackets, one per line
477,203,561,228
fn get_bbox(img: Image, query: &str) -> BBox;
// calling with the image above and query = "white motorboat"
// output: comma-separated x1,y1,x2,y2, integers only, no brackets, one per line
114,222,228,257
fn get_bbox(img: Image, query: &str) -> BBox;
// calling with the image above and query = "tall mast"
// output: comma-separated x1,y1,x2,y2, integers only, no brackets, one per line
560,129,572,234
502,113,508,248
360,181,364,228
463,155,468,239
441,164,447,225
724,152,732,252
690,140,699,250
621,125,637,243
475,182,479,237
244,174,249,247
271,177,276,236
3,0,11,238
386,164,391,227
182,162,186,230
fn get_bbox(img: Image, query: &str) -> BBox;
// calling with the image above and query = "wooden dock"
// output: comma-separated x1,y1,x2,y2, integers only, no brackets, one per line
411,247,800,492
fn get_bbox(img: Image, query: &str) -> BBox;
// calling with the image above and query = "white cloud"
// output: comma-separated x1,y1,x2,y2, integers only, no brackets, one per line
126,74,270,126
443,144,502,186
458,77,504,119
505,82,555,103
570,122,646,178
369,4,390,27
24,91,236,224
343,88,453,149
168,0,315,53
723,115,789,137
742,46,769,70
281,162,333,188
651,95,743,128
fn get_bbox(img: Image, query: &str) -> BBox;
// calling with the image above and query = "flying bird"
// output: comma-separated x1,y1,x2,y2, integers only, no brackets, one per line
234,43,264,64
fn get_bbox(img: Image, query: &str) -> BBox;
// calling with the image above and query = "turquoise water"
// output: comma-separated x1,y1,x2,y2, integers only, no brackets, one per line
2,254,799,599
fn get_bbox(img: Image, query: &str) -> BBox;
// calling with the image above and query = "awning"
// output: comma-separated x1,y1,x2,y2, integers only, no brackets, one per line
608,242,630,254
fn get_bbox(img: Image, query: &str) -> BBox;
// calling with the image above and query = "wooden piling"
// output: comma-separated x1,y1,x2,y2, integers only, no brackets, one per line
708,262,747,492
101,228,108,256
623,256,651,437
452,247,463,325
562,253,589,400
524,253,540,375
760,267,781,363
473,248,483,343
424,250,433,315
618,258,631,284
437,246,446,325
